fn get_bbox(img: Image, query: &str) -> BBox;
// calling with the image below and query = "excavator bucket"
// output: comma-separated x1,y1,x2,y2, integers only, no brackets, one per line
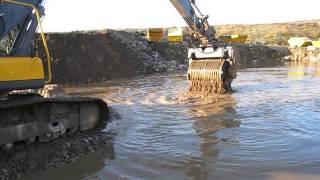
187,46,238,94
188,59,226,94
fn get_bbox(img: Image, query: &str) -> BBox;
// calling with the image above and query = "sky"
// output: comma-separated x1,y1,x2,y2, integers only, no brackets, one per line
42,0,320,32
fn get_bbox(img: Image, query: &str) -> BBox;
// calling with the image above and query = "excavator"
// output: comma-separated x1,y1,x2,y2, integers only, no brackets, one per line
0,0,238,148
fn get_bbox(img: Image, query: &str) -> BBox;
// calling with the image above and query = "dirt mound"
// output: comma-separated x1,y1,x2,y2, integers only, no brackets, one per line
38,29,290,84
235,44,290,68
40,30,188,84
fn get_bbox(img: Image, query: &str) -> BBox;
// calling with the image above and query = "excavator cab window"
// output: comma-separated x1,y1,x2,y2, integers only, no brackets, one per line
0,26,20,55
0,15,4,37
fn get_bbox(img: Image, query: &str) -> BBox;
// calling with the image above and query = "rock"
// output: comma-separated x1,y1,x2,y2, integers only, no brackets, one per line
167,68,175,73
0,175,5,180
0,130,113,179
169,60,177,65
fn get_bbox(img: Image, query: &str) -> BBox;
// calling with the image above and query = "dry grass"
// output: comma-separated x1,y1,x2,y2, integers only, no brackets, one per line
215,20,320,45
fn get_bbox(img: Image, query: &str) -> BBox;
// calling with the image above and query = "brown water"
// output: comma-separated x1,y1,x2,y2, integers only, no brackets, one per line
25,63,320,180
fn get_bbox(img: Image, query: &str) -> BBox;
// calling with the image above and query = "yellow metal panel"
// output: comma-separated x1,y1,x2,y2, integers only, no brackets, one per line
147,28,164,42
219,35,248,44
288,71,305,77
168,27,183,43
0,57,44,82
312,41,320,48
230,35,248,44
219,35,232,43
168,36,183,43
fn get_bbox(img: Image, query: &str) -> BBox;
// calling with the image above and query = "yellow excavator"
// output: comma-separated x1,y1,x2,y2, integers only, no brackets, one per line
0,0,108,149
0,0,238,148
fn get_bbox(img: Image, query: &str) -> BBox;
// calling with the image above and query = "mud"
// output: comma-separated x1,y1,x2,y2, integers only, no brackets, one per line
0,131,112,180
189,80,225,95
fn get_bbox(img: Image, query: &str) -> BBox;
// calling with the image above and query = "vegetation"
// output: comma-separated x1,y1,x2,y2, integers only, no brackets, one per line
215,20,320,45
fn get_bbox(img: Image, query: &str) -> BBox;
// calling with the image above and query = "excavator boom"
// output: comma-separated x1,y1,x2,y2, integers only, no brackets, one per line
169,0,216,45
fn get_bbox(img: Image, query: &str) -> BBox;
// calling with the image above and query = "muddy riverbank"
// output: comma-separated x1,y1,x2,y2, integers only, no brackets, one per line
39,30,290,84
0,131,112,180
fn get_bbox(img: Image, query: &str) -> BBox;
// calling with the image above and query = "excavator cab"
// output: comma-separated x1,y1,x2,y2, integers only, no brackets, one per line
0,0,47,92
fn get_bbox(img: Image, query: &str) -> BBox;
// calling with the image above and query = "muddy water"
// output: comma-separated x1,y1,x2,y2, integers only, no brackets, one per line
26,63,320,180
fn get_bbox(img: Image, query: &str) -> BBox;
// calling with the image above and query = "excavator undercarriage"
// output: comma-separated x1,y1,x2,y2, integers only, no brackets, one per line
0,94,108,149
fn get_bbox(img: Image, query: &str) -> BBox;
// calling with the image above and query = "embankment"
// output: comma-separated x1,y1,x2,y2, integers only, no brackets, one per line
290,47,320,62
39,30,289,84
216,20,320,45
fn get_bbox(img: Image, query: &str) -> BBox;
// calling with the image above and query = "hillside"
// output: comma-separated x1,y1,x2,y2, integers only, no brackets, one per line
215,20,320,45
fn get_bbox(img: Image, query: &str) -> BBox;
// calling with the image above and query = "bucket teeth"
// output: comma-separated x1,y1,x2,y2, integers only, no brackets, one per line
188,59,226,94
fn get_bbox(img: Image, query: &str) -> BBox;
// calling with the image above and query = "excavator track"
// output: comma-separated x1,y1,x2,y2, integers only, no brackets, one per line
0,94,108,148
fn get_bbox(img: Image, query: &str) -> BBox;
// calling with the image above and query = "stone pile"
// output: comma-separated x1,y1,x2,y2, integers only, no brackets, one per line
40,30,188,84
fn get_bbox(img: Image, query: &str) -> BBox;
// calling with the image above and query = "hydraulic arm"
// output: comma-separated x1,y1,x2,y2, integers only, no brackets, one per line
169,0,216,45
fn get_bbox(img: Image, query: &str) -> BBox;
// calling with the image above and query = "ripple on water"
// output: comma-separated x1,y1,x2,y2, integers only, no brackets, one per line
28,65,320,179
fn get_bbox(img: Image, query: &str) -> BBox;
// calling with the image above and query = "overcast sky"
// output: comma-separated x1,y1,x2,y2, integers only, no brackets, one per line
42,0,320,32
